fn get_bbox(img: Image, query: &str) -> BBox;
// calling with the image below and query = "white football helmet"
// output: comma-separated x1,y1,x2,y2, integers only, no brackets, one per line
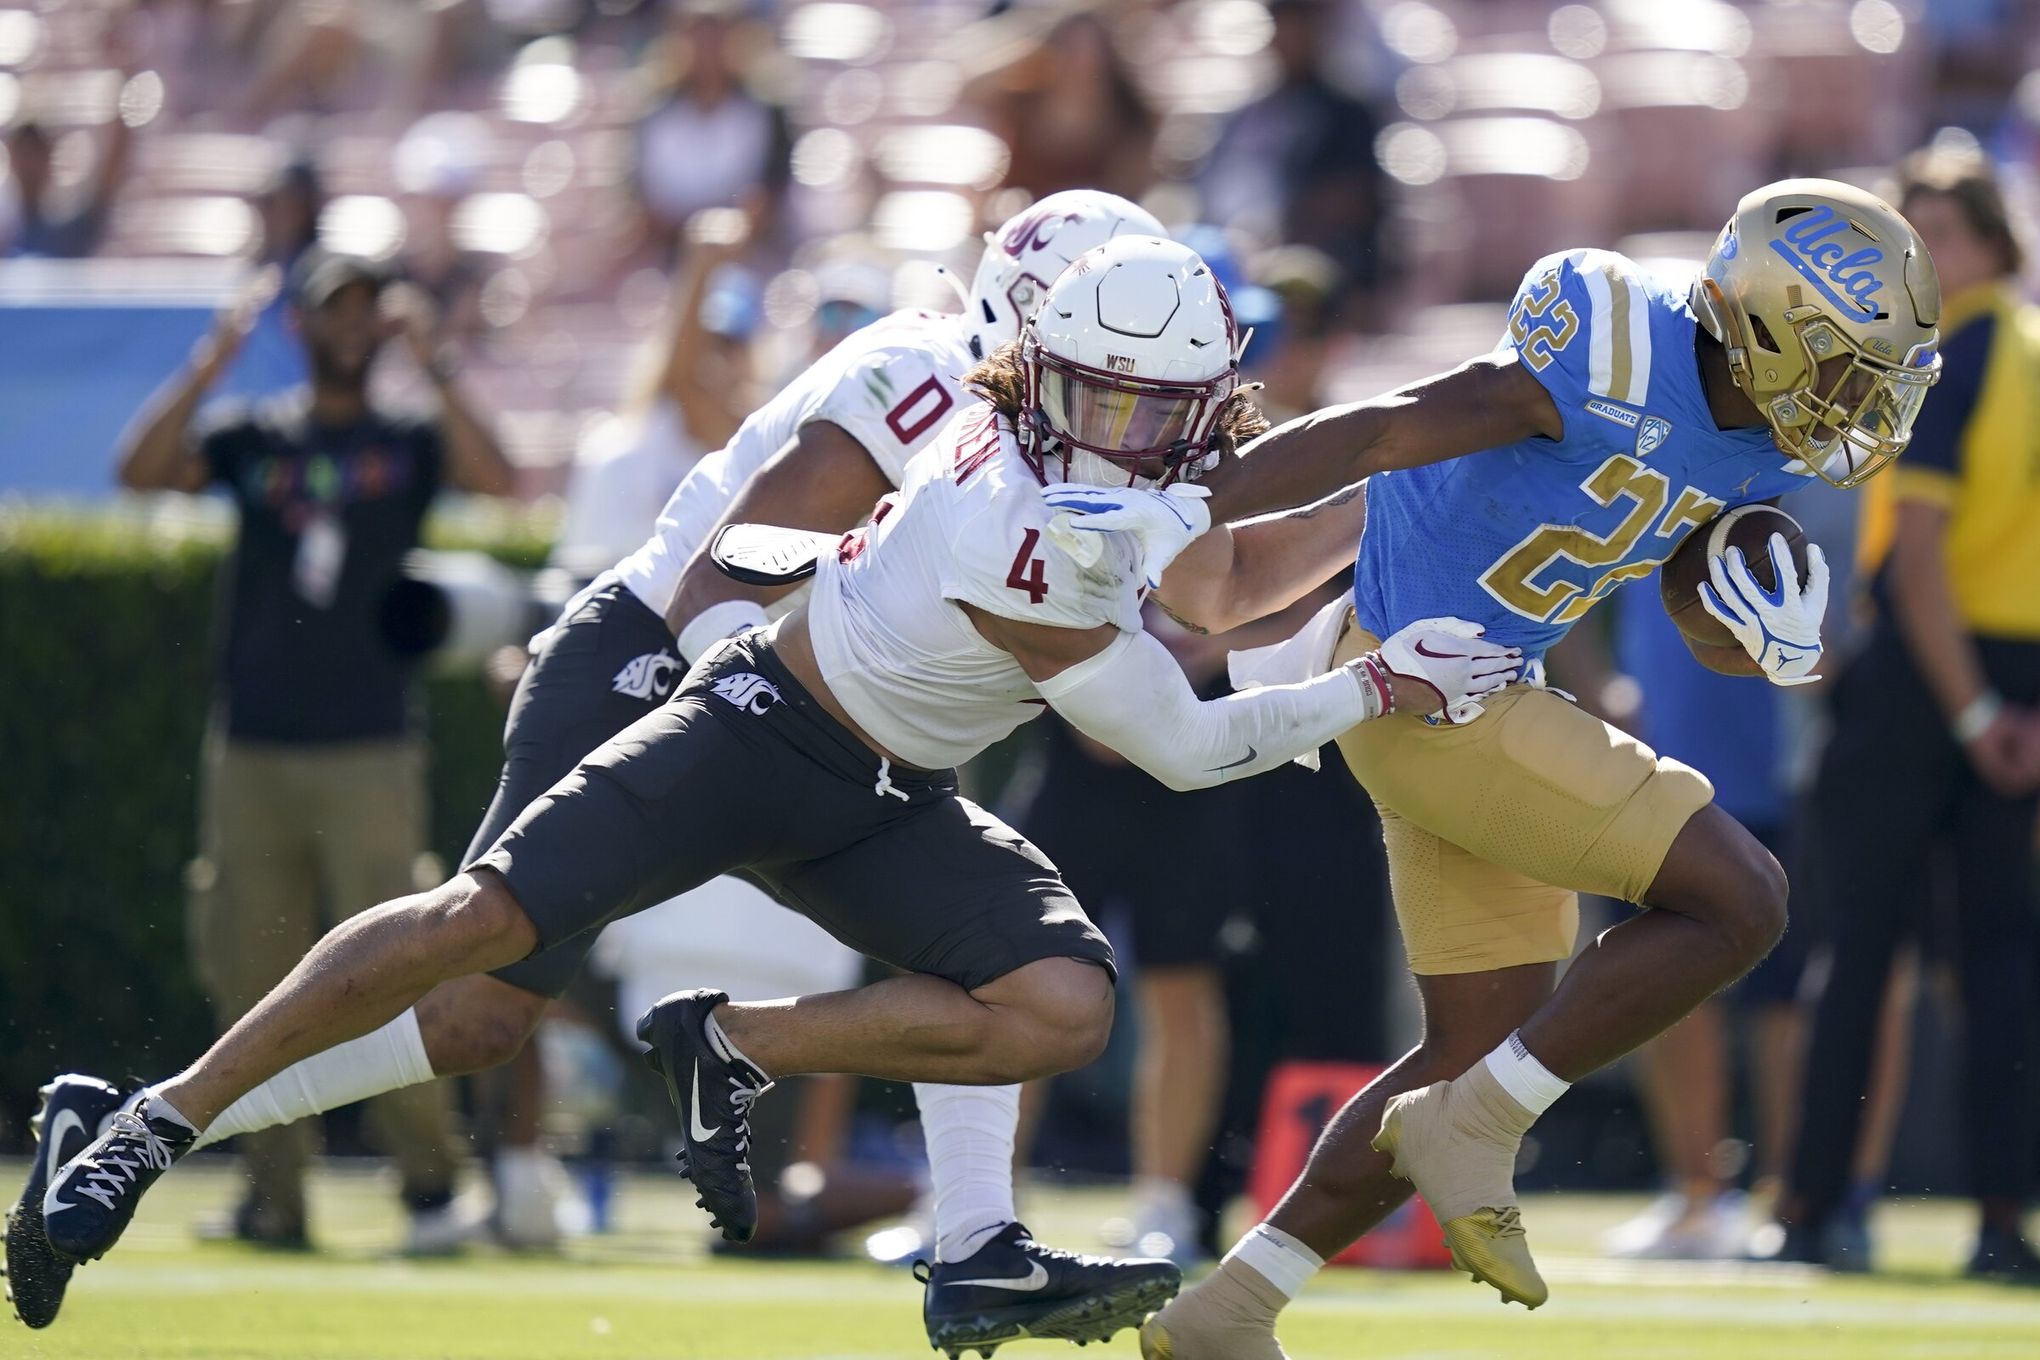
1020,236,1244,488
964,189,1166,361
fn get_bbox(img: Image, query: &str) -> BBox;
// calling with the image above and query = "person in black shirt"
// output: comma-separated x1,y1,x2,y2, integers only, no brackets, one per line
114,249,513,1250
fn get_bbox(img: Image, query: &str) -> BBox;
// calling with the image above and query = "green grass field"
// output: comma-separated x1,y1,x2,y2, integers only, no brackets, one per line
10,1160,2040,1359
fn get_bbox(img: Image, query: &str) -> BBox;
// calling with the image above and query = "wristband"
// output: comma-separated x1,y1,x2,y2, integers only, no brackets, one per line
676,599,770,665
1350,652,1392,722
1952,691,2004,744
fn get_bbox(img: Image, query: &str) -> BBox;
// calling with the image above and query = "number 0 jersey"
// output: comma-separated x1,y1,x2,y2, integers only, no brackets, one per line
612,309,975,621
807,403,1147,770
1353,249,1811,661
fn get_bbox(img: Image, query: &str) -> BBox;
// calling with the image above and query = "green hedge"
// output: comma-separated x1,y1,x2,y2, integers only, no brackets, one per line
0,505,553,1148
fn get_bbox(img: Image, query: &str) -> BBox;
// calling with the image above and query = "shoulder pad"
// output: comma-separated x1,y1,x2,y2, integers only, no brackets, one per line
1506,248,1659,410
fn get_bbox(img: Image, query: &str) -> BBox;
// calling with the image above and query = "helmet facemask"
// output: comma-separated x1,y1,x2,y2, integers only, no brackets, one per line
1699,278,1940,488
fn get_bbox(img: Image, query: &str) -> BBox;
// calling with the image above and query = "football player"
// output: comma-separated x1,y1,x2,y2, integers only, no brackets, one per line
27,238,1519,1357
1053,180,1942,1357
4,189,1175,1344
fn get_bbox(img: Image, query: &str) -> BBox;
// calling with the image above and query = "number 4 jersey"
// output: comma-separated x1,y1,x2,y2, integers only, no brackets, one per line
807,403,1148,769
1353,248,1811,661
613,309,975,622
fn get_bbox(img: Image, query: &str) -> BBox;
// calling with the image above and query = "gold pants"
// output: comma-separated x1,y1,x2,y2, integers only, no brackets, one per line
1333,623,1714,975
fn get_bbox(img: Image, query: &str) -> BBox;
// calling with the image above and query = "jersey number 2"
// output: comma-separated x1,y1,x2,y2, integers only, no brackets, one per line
1508,267,1580,371
1006,529,1049,604
1478,453,1723,625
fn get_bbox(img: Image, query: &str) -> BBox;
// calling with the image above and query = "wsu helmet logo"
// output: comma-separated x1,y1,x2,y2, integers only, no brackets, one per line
1000,208,1080,257
711,671,782,715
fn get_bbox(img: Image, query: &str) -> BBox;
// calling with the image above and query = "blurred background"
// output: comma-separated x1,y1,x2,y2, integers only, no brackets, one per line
3,0,2038,1281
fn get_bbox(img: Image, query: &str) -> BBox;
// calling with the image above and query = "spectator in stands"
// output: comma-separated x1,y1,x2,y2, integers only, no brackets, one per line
394,113,492,345
257,156,326,272
2,113,131,259
1197,0,1389,323
221,155,330,394
962,9,1157,202
552,209,758,580
632,1,792,255
112,251,513,1252
1775,145,2040,1279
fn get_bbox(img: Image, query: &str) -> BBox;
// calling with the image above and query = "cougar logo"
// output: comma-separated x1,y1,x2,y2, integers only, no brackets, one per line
1636,416,1672,458
1771,204,1884,317
711,672,782,715
1000,208,1078,256
613,651,682,701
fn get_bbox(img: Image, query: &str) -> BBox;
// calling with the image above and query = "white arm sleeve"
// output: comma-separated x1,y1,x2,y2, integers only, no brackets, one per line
1036,628,1381,793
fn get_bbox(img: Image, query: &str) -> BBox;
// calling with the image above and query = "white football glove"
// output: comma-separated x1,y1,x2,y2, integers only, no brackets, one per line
1041,482,1213,589
1697,534,1829,687
1369,617,1523,724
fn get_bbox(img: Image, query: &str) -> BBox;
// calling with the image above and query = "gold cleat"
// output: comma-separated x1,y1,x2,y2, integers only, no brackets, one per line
1441,1206,1549,1309
1373,1078,1549,1309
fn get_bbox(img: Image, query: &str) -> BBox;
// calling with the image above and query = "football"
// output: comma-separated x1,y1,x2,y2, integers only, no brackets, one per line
1660,505,1812,675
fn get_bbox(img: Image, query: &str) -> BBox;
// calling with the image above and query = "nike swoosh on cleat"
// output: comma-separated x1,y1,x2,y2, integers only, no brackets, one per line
42,1109,86,1180
688,1061,722,1143
1207,745,1257,772
946,1262,1050,1292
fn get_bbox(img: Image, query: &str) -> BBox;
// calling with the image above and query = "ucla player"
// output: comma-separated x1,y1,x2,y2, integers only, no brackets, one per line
1052,180,1941,1357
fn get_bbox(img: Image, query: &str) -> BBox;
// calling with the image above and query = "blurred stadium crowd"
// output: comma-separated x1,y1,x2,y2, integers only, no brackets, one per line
5,0,2040,1285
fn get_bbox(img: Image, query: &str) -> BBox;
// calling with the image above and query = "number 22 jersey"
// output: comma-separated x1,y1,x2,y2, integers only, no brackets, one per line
1352,249,1811,662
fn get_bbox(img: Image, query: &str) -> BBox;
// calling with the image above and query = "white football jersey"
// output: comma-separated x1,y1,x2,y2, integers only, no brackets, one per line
611,310,978,621
806,402,1147,770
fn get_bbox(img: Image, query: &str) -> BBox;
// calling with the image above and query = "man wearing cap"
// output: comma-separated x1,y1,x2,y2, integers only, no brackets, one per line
113,250,513,1252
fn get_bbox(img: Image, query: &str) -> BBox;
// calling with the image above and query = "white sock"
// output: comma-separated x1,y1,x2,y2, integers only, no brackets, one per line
1225,1223,1325,1302
704,1011,771,1081
1482,1030,1571,1118
913,1082,1020,1263
140,1090,199,1137
191,1008,436,1150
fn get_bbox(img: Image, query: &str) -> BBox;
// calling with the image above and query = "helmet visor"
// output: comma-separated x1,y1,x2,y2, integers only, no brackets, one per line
1784,348,1938,487
1035,351,1220,461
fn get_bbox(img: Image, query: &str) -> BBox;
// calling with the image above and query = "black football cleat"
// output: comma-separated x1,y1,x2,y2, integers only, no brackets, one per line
635,989,773,1243
917,1221,1181,1358
40,1097,195,1265
6,1075,124,1328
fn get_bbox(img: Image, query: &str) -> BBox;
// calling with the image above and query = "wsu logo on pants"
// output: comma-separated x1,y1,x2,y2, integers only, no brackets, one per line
613,650,683,700
711,671,782,715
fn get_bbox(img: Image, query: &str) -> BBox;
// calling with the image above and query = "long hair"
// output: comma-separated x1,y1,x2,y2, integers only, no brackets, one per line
962,340,1270,462
1894,143,2027,278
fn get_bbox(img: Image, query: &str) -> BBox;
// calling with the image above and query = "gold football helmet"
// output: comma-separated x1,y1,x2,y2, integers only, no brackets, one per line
1691,178,1941,487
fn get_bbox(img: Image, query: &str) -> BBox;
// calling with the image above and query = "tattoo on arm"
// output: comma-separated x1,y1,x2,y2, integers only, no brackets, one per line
1288,482,1363,520
1154,598,1211,635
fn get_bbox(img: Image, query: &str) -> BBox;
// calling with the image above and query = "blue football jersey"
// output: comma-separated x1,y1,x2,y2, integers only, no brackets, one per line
1353,249,1813,661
